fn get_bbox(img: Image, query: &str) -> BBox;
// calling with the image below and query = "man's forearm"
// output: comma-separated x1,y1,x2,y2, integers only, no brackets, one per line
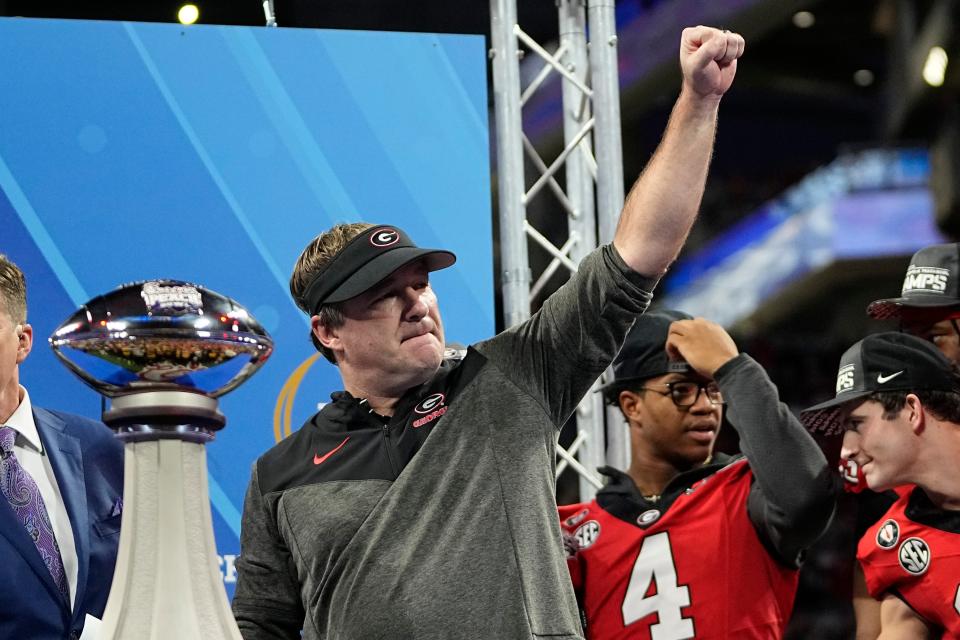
613,90,720,278
612,26,743,277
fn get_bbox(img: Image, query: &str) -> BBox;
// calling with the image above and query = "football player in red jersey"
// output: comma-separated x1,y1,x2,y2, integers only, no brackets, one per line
801,332,960,638
839,243,960,638
559,310,836,639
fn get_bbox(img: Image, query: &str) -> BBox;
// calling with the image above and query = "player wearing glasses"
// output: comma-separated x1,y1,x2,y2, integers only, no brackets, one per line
558,310,836,639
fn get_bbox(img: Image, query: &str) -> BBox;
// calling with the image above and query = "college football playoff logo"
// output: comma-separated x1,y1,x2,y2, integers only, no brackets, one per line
875,519,899,549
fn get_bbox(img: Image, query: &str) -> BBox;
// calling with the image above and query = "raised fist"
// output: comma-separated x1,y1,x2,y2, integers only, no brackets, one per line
680,26,745,98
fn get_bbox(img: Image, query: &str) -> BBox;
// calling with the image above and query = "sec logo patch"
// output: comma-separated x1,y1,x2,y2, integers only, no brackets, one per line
574,520,601,549
898,537,930,576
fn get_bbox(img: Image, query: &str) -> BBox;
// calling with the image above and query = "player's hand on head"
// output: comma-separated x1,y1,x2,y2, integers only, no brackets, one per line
680,26,744,99
664,318,739,377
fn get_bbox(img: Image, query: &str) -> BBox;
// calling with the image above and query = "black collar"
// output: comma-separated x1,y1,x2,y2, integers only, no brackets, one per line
596,453,741,525
905,486,960,533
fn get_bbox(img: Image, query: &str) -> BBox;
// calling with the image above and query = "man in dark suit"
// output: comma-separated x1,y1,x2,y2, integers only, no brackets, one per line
0,254,123,639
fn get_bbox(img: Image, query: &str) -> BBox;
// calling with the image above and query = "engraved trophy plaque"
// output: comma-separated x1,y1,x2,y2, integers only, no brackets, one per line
50,280,273,640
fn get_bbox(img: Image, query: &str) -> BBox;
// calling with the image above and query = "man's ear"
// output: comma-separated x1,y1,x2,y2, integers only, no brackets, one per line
311,315,340,353
904,394,924,434
15,323,32,365
619,390,644,424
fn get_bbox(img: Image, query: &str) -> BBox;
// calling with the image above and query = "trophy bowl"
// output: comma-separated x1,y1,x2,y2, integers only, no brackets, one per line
49,280,273,400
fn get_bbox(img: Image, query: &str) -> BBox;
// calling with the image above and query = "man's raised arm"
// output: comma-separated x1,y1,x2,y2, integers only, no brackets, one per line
614,26,744,277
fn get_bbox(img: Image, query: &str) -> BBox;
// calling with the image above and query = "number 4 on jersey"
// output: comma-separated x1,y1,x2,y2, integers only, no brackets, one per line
621,532,695,640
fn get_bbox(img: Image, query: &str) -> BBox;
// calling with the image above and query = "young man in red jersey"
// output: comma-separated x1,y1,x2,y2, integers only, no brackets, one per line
802,332,960,638
559,310,836,639
838,242,960,638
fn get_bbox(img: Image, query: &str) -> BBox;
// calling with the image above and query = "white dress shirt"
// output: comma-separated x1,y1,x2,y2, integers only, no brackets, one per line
4,386,78,610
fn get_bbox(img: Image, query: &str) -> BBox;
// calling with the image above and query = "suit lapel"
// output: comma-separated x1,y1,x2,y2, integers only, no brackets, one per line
35,407,89,618
0,484,66,604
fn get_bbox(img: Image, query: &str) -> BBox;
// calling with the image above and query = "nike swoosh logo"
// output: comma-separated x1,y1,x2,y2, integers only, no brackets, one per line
313,436,350,465
877,371,904,384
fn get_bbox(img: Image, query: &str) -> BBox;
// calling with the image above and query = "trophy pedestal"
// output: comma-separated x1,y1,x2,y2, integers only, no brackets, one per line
99,438,242,640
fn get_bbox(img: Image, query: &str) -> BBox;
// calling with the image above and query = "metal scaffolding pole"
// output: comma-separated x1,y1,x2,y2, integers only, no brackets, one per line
558,0,605,501
588,0,625,246
587,0,630,474
489,0,624,500
490,0,532,329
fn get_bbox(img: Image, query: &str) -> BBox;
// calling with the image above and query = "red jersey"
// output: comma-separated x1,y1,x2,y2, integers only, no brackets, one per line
858,486,960,636
559,459,798,640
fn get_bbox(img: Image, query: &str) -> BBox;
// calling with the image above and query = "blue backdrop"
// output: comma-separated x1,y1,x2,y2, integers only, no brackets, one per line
0,18,493,598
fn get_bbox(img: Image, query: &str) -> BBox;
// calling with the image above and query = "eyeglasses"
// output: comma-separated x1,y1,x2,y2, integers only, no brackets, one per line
639,381,724,408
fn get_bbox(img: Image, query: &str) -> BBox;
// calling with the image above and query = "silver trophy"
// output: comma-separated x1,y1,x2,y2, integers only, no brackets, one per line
50,280,273,640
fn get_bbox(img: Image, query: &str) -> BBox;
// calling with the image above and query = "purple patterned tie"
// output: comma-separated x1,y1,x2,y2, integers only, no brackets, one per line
0,426,69,602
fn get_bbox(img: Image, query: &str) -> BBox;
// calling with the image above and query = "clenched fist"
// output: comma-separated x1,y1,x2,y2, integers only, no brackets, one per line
680,26,745,99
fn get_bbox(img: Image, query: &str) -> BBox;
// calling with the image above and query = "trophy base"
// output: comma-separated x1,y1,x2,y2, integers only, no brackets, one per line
99,439,243,640
103,391,225,443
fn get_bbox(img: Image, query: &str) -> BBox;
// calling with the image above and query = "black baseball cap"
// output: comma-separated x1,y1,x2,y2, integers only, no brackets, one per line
600,310,693,393
300,225,455,314
801,332,957,436
867,243,960,320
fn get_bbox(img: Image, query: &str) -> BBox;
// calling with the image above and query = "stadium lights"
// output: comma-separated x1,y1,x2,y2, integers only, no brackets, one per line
923,46,948,87
178,4,200,25
853,69,874,87
792,11,815,29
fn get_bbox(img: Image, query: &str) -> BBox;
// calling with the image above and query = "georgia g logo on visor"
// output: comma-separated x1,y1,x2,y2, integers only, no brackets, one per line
370,227,401,248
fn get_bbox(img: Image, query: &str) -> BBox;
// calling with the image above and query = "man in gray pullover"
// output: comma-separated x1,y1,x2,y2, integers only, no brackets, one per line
233,25,746,640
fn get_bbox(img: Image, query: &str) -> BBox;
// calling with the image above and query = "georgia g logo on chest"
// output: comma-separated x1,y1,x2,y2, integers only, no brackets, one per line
413,393,447,428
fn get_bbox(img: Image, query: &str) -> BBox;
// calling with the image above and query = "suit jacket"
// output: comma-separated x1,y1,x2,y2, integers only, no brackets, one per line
0,407,124,640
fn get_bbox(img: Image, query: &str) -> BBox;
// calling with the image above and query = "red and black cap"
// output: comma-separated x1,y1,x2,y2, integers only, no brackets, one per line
300,225,455,314
867,243,960,320
599,309,693,392
800,332,957,436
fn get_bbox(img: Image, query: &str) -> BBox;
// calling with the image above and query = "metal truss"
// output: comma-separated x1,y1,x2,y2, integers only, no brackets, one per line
490,0,627,500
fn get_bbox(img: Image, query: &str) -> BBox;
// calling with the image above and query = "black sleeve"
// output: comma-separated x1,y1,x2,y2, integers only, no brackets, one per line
715,354,839,567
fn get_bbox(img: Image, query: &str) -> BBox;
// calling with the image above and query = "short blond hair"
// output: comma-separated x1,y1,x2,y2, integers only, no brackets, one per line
289,222,374,363
0,254,26,324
